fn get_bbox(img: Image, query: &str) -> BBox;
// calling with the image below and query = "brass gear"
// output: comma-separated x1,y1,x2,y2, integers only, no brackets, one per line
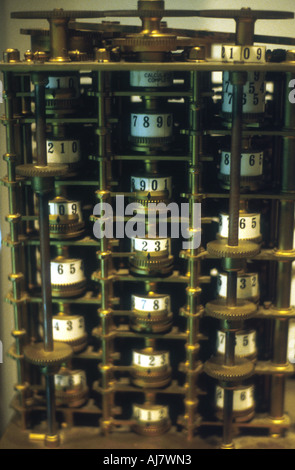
112,35,177,53
205,298,257,321
24,342,73,366
129,253,174,276
16,164,68,178
133,420,171,436
204,356,255,382
197,9,294,20
206,239,260,258
51,280,87,298
131,367,172,388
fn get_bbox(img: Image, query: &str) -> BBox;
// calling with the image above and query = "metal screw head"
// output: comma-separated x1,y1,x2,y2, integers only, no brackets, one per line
33,50,48,63
94,47,111,62
68,50,87,61
24,50,34,62
3,48,20,63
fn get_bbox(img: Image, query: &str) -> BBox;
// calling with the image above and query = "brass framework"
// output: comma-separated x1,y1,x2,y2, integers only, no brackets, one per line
1,2,295,450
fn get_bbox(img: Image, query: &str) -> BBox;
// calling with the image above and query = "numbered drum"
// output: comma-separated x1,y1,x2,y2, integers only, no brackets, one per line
215,384,255,422
216,329,257,361
218,211,262,243
50,256,86,297
52,314,87,352
129,237,173,276
217,271,260,303
131,348,171,388
54,367,88,408
130,174,172,207
219,148,264,191
130,293,173,333
46,138,81,168
222,71,266,121
49,196,85,239
45,74,81,115
132,403,171,436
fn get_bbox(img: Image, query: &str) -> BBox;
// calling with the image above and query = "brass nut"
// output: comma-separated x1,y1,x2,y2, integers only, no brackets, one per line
33,51,48,63
188,46,205,61
286,50,295,62
3,48,20,63
95,48,111,62
24,50,34,62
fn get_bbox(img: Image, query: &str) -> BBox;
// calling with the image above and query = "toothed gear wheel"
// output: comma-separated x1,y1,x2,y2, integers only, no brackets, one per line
55,387,89,408
112,35,177,53
206,239,260,258
24,342,73,366
205,298,257,321
129,254,174,276
204,356,255,382
16,164,68,178
197,9,294,20
133,421,171,436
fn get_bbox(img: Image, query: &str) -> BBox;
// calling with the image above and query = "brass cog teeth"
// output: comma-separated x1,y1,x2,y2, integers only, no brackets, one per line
130,136,173,145
131,312,172,322
221,111,265,121
205,299,257,321
130,253,174,268
54,335,88,353
24,342,73,366
132,421,171,436
206,239,260,258
51,280,86,288
114,35,176,51
131,198,169,206
55,386,88,400
204,356,255,382
16,163,69,178
51,280,87,298
49,222,85,233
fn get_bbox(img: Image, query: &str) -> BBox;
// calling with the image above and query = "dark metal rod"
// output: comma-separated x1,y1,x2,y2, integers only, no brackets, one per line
226,271,237,307
228,83,243,246
223,388,234,447
45,374,57,436
34,78,54,352
35,82,47,167
38,193,53,352
225,331,236,367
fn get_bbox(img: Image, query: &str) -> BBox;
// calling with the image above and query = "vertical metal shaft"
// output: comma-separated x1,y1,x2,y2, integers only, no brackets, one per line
97,71,114,434
270,71,295,429
34,78,53,352
33,75,57,443
182,70,203,440
221,72,245,449
38,194,53,351
35,82,47,167
45,373,57,436
228,82,243,247
3,67,27,411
